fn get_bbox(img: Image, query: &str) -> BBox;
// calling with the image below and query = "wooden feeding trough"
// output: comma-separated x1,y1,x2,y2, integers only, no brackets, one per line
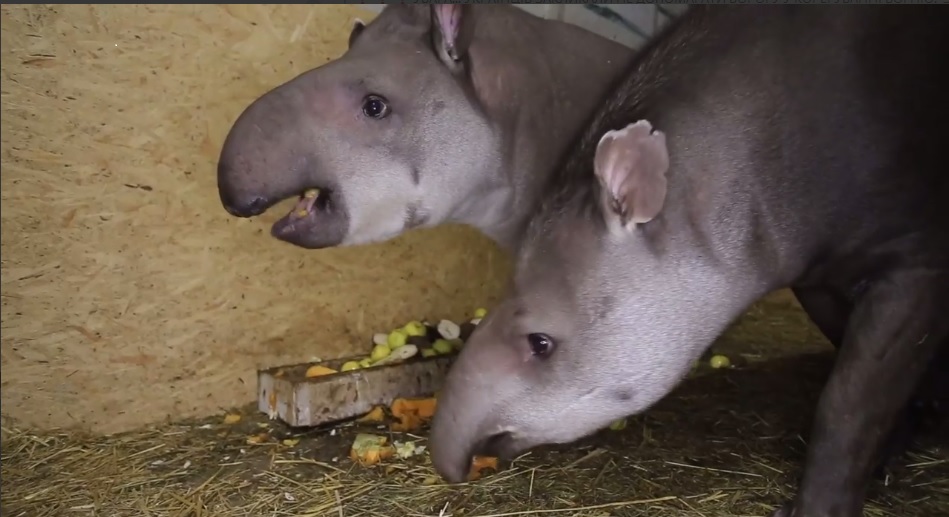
258,350,457,428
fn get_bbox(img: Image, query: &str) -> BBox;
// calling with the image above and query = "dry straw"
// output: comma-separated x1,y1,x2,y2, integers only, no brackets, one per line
3,349,946,516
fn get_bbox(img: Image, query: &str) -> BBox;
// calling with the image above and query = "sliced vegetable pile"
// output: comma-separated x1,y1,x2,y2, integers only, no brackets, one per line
304,308,488,379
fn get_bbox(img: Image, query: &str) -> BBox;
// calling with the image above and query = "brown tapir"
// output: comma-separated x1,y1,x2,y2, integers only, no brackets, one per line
428,6,949,517
216,4,633,252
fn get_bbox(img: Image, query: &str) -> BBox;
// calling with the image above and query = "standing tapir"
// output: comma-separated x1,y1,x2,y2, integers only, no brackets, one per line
428,6,949,517
216,4,633,252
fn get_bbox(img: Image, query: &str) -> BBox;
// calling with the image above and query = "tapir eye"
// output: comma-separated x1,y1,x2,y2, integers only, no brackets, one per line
527,333,555,357
362,95,390,119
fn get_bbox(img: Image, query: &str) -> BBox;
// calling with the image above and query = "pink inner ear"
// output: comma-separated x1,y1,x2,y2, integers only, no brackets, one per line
433,4,461,47
594,120,670,225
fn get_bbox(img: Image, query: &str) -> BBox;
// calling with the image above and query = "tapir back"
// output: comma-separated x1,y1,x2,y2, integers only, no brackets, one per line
539,5,949,287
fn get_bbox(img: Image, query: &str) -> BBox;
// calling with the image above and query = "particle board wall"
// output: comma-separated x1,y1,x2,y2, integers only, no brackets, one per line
0,4,512,435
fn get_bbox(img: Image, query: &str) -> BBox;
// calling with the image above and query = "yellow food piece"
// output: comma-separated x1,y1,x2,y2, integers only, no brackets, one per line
421,348,438,358
432,339,453,355
468,456,499,481
305,364,338,378
282,438,300,447
246,432,269,445
403,321,426,337
341,360,361,372
304,188,320,199
608,418,627,431
387,329,408,348
358,406,387,423
709,354,731,369
359,357,374,368
223,413,241,425
295,209,309,218
474,307,488,318
370,344,391,362
350,433,395,466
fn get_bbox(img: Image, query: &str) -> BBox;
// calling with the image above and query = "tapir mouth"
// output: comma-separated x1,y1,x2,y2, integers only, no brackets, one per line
269,187,345,249
476,431,522,460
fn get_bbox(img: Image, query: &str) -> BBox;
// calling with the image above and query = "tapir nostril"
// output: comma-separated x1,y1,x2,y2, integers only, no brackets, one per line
222,195,269,218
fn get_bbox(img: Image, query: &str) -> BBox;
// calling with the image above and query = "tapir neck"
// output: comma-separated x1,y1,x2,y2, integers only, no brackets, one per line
450,14,633,252
627,155,806,364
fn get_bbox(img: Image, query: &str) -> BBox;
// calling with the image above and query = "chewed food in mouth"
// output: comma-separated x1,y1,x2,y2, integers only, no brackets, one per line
272,188,326,237
292,188,321,219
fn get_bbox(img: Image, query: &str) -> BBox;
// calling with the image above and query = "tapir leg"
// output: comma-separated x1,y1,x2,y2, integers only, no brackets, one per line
793,286,948,479
772,270,949,517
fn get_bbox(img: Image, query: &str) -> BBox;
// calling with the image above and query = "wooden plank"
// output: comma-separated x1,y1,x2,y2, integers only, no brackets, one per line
258,352,457,427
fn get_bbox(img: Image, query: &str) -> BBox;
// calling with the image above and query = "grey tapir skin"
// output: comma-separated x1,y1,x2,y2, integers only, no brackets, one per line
216,5,632,252
429,6,949,517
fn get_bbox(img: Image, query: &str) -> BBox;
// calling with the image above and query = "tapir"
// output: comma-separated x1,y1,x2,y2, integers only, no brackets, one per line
216,4,632,252
428,6,949,517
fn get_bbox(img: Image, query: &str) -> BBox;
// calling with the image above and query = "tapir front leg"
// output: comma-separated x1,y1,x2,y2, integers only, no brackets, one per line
792,286,933,480
773,269,949,517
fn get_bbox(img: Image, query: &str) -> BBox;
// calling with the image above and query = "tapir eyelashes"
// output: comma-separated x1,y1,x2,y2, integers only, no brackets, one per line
526,333,555,357
362,95,390,119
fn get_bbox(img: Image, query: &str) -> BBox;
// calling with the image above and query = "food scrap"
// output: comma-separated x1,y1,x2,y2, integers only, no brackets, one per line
468,455,499,480
246,432,270,445
393,440,427,459
403,320,427,337
432,339,454,355
709,354,731,369
305,364,338,378
358,405,387,423
223,413,242,425
437,319,461,340
370,343,391,362
387,329,408,349
390,397,437,432
350,433,395,466
608,418,628,431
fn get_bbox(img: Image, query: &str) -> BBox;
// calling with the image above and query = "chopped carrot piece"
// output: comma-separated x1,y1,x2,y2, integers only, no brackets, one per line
468,456,499,480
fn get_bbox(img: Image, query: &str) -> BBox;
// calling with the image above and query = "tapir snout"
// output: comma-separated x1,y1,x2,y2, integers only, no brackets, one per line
428,272,678,484
217,65,352,249
216,5,505,250
217,88,320,219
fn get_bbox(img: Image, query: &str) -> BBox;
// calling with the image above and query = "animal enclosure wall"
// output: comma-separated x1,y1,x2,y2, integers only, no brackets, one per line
0,4,511,435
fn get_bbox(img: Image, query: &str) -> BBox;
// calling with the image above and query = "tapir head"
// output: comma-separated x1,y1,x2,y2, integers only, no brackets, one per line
217,5,499,248
429,121,717,483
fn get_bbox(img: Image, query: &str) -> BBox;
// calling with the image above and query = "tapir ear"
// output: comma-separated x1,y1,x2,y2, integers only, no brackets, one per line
348,18,366,49
430,4,471,72
593,120,670,231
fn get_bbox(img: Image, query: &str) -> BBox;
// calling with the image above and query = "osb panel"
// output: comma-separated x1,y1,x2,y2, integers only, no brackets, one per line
0,4,511,435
